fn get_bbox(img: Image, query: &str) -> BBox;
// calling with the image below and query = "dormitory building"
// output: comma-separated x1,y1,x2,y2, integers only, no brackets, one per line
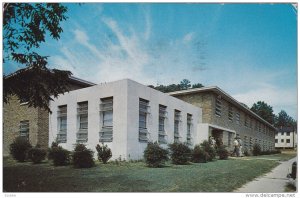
4,78,277,159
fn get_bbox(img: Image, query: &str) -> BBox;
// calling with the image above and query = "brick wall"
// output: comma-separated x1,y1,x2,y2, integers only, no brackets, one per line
173,92,275,151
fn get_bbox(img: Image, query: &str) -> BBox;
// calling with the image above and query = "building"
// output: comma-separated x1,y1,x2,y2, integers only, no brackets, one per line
3,76,95,156
275,126,297,149
49,79,202,160
169,86,277,152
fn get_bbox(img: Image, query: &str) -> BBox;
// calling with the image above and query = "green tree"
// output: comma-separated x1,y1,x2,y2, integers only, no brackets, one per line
180,79,191,90
3,3,71,112
275,110,296,127
250,101,275,124
192,83,204,88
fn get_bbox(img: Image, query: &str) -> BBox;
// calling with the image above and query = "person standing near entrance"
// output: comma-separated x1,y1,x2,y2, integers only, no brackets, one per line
233,138,240,157
237,137,243,157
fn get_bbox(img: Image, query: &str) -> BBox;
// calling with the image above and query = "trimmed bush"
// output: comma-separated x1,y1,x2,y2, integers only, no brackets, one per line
252,143,261,156
169,142,191,165
48,142,71,166
144,142,169,167
96,143,112,164
201,140,216,161
9,137,32,162
72,144,95,168
217,145,229,160
28,145,47,164
192,145,209,163
243,147,250,156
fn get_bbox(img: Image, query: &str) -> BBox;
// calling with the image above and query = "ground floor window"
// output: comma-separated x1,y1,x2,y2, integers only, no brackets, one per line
19,120,29,141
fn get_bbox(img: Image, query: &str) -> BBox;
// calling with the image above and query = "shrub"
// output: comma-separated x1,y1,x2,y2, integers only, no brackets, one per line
9,137,32,162
169,142,191,165
243,147,251,156
217,145,229,160
192,145,209,163
28,145,47,164
48,142,71,166
72,144,95,168
96,143,112,164
144,142,169,167
252,143,261,156
201,140,216,161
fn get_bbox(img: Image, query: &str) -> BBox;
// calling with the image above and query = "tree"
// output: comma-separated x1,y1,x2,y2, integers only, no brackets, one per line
179,79,191,90
250,101,275,125
275,110,296,128
3,3,71,112
192,83,204,88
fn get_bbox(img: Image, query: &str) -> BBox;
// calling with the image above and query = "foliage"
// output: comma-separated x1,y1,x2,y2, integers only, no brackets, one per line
9,137,32,162
252,143,261,156
143,142,169,167
28,145,47,164
72,144,95,168
200,140,216,161
3,3,72,112
149,79,204,93
48,142,70,166
168,142,191,165
275,110,296,128
96,143,112,164
243,147,250,156
250,101,275,125
217,145,229,160
192,145,209,163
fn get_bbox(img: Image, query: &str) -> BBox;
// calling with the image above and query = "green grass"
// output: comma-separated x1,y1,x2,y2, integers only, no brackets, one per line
4,154,293,192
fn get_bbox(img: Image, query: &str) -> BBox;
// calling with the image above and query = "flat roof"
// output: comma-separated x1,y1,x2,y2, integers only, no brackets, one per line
169,86,277,130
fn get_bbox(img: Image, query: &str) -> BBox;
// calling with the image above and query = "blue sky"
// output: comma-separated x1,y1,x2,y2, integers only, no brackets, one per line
3,3,297,119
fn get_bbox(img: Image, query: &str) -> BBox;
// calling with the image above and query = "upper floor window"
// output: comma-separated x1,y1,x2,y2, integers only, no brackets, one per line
286,132,290,136
99,97,113,142
57,105,67,143
228,106,233,121
236,112,240,125
139,98,150,142
215,97,222,117
287,139,290,143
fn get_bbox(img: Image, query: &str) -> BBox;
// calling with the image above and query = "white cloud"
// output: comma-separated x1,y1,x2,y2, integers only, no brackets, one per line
73,29,89,44
144,9,151,40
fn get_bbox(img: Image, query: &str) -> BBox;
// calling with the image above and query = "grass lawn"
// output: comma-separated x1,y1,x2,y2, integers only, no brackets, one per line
3,153,296,192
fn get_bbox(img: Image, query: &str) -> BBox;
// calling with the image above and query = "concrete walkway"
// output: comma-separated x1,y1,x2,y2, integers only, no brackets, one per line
235,157,297,193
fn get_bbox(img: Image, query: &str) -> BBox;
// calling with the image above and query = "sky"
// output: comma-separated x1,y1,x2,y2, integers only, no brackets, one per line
3,3,298,119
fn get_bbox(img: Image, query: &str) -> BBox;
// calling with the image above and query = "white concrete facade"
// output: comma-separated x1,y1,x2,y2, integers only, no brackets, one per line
49,79,202,160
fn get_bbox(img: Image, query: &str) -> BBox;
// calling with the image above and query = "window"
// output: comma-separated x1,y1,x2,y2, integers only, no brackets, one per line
287,139,290,143
99,97,113,142
236,112,240,125
77,101,88,143
139,98,149,142
281,132,284,136
158,105,167,144
249,118,253,129
228,106,233,121
174,110,181,143
57,105,67,143
281,139,284,143
275,139,278,143
215,97,222,117
287,132,290,136
19,120,29,141
244,116,249,127
187,114,193,145
258,123,261,133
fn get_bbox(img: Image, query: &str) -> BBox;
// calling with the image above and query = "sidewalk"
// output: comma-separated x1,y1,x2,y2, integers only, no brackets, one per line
235,157,297,193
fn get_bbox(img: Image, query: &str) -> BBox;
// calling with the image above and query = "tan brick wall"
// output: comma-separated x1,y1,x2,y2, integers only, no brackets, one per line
3,82,92,156
3,95,39,155
173,92,275,151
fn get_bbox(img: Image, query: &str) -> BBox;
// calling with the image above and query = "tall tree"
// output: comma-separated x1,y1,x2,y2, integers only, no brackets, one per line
275,110,296,128
3,3,72,112
250,101,275,125
179,79,191,90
